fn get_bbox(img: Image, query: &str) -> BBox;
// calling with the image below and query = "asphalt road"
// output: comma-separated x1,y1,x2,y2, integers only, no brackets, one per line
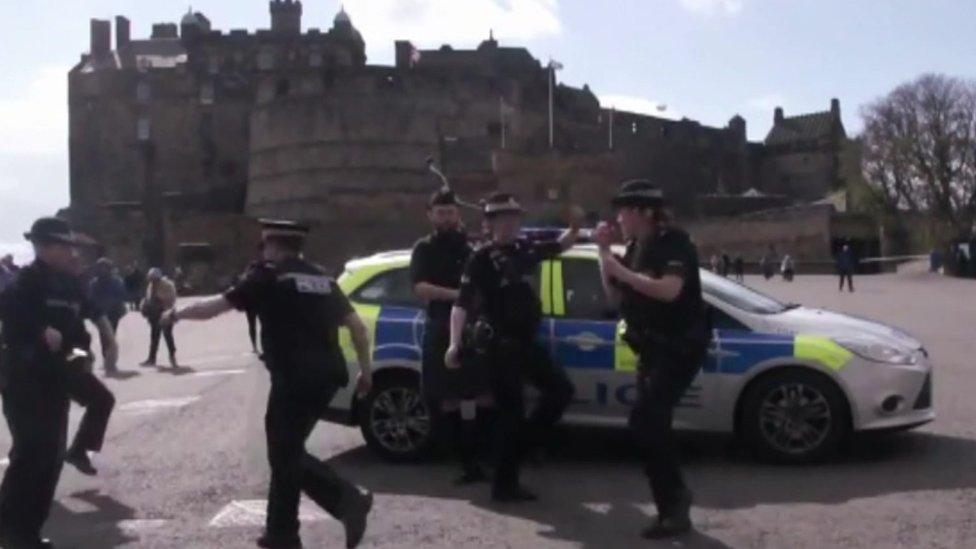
2,263,975,548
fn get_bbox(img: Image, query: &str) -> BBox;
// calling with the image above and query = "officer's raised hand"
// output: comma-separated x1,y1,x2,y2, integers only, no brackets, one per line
43,326,63,354
595,221,615,250
444,344,461,370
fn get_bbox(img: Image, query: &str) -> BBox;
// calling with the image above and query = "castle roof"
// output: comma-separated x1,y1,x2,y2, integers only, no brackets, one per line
765,110,841,147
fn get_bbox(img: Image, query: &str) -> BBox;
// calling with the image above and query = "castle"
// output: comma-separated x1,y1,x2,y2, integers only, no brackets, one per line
67,2,856,288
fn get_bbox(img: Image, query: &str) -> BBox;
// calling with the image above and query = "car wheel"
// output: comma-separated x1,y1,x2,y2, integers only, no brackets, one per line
741,369,850,463
360,374,434,462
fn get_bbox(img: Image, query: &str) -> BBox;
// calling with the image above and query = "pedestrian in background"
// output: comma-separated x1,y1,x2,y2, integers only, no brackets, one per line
733,254,745,282
89,258,128,371
781,254,795,282
140,268,179,368
836,245,856,292
760,247,777,280
123,263,145,311
709,254,720,274
721,253,731,277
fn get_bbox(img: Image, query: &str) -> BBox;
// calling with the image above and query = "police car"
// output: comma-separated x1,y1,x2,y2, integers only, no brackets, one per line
328,244,934,463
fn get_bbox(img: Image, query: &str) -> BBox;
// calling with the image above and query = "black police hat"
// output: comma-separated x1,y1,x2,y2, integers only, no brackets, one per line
482,192,524,218
428,188,459,208
259,219,311,239
611,179,665,208
24,217,80,246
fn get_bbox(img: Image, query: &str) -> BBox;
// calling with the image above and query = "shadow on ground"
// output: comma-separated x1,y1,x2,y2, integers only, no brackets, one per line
47,490,138,548
325,427,976,549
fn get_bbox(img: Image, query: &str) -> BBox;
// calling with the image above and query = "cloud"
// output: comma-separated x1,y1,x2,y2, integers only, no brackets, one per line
599,94,682,120
679,0,744,15
0,66,69,156
747,93,787,112
345,0,562,60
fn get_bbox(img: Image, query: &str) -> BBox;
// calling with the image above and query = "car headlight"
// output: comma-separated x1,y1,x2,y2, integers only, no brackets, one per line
836,339,917,365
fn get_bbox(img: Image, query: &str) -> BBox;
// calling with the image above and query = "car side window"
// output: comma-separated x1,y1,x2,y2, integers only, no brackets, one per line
561,258,616,320
710,304,750,331
351,267,420,307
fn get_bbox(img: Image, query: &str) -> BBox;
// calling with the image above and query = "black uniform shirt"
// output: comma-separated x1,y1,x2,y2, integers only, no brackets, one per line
0,261,102,368
456,238,563,339
617,228,707,346
224,257,353,380
410,230,472,324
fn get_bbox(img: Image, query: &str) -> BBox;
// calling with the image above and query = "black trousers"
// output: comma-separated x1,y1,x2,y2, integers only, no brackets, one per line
64,366,115,454
838,272,854,292
490,338,574,492
0,375,69,543
265,380,357,537
147,318,176,362
630,349,702,519
246,309,260,351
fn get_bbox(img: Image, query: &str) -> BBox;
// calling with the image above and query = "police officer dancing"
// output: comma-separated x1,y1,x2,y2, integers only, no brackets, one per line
447,193,578,503
595,180,709,539
162,219,374,549
0,217,119,549
411,189,494,485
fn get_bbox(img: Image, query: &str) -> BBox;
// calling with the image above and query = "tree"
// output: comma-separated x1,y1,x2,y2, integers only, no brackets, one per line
860,74,976,238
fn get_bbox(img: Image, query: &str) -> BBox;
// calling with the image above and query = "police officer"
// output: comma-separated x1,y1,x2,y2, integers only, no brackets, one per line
163,219,374,549
446,192,578,503
595,180,708,538
411,189,493,485
0,217,119,549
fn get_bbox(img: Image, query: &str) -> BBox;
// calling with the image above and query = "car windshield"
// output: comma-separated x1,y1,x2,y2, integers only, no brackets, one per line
701,271,792,315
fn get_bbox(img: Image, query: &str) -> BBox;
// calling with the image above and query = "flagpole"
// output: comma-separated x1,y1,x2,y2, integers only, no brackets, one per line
500,96,506,150
609,107,615,150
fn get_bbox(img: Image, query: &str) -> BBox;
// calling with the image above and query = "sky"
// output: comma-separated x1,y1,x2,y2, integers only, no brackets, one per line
0,0,973,262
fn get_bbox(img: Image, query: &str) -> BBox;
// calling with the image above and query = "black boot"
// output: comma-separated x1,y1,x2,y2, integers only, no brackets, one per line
255,532,302,549
341,488,373,549
65,447,98,476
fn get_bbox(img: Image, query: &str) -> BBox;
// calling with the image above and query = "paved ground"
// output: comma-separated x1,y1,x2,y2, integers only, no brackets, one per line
2,262,975,548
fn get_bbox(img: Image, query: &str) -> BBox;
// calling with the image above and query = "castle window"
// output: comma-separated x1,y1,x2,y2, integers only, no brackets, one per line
309,51,323,68
200,83,215,105
257,50,275,71
136,81,151,103
275,78,291,98
486,122,502,138
136,117,151,141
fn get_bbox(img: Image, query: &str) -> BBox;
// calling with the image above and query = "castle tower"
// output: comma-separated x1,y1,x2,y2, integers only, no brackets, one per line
270,0,302,34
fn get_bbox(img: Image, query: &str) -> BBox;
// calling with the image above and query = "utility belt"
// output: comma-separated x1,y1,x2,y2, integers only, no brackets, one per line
624,326,707,363
462,317,497,356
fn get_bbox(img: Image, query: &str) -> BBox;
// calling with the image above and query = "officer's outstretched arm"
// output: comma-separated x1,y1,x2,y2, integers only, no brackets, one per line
169,296,234,324
413,282,459,303
343,313,372,373
343,312,373,394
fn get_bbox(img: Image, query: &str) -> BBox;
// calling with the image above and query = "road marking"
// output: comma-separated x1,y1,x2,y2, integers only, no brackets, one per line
582,502,612,515
118,396,200,415
188,369,247,378
117,519,169,534
209,499,332,528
